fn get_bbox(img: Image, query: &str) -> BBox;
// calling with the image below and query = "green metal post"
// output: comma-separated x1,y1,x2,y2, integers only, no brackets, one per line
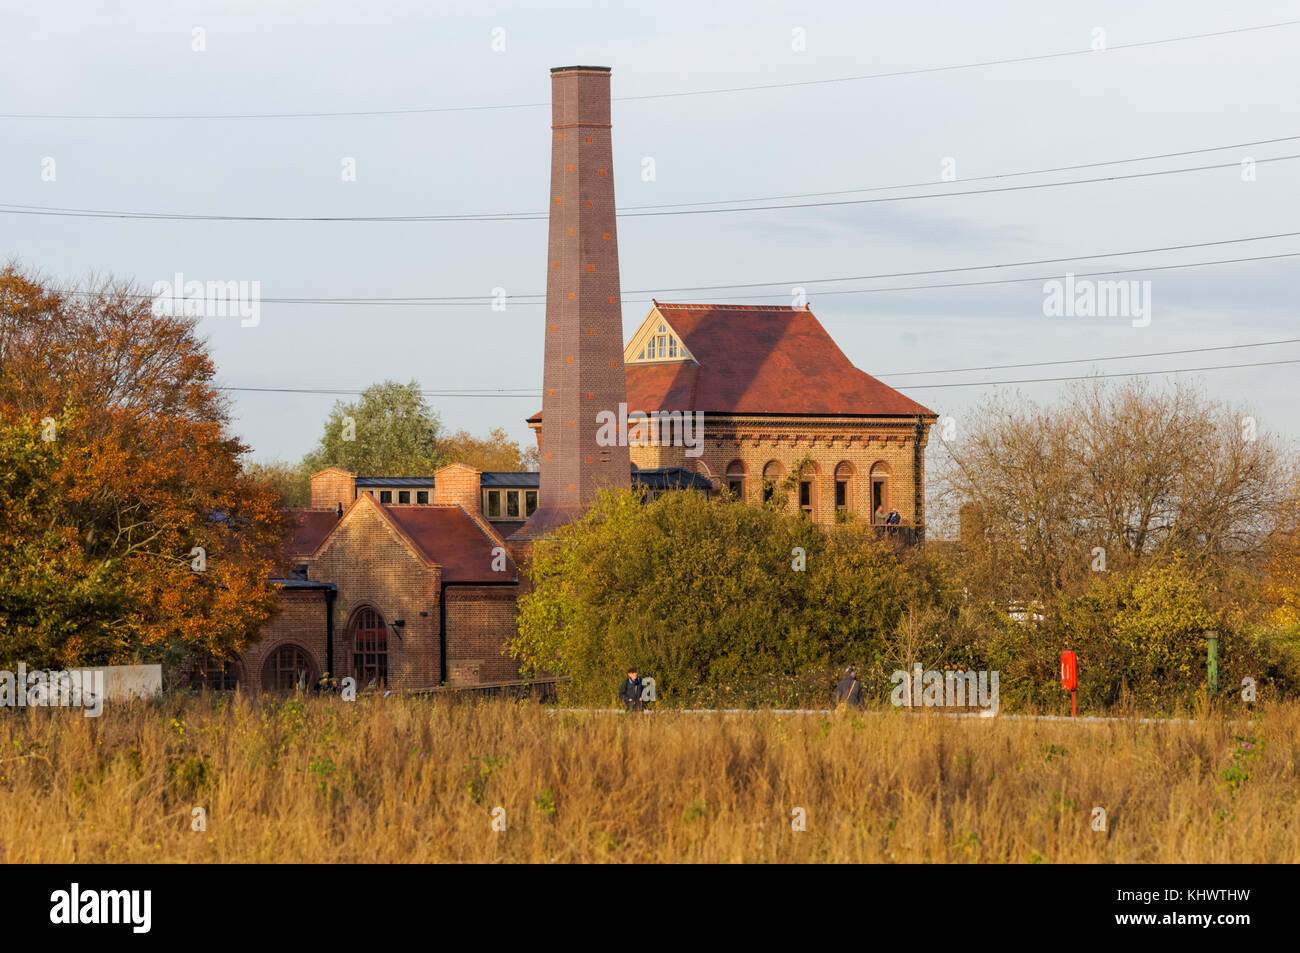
1206,631,1219,693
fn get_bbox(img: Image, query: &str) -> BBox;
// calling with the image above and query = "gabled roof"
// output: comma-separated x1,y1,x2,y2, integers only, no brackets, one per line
529,303,935,420
286,500,516,584
383,506,517,583
288,510,339,557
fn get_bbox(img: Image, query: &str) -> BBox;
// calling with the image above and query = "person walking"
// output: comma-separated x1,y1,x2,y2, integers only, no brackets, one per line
619,667,645,712
832,666,864,709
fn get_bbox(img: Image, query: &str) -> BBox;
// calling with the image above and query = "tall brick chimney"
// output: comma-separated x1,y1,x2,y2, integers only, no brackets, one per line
513,66,630,540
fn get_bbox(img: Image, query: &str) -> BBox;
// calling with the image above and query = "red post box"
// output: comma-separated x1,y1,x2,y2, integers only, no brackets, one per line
1060,650,1077,718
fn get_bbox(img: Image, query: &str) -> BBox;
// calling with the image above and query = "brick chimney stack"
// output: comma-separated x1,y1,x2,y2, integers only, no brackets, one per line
513,66,630,540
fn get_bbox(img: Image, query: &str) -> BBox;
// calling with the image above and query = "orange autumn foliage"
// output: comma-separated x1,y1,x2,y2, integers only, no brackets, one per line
0,265,286,668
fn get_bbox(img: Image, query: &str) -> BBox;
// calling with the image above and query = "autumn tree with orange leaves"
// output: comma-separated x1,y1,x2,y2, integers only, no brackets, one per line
0,265,285,669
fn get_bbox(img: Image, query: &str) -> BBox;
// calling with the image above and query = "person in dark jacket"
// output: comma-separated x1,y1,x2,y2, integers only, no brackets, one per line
619,668,644,712
886,508,901,525
832,666,864,709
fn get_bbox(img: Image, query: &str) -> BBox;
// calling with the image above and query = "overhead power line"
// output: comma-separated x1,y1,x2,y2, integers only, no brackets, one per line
630,230,1300,294
885,338,1300,377
889,357,1300,389
620,135,1300,210
217,357,1300,398
28,251,1300,312
4,153,1296,223
3,19,1296,120
717,251,1300,301
30,230,1300,307
217,339,1300,399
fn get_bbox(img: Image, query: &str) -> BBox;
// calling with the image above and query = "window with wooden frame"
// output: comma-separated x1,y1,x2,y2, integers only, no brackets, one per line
834,462,854,512
191,656,238,691
799,480,813,516
351,607,388,687
725,460,746,500
483,488,537,520
632,321,687,363
262,644,316,693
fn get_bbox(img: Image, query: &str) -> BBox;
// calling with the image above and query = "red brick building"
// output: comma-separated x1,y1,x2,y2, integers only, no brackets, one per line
236,464,521,693
226,64,934,693
530,301,937,528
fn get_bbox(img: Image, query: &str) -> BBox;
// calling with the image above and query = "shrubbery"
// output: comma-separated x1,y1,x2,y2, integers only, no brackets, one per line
512,488,951,705
512,488,1300,711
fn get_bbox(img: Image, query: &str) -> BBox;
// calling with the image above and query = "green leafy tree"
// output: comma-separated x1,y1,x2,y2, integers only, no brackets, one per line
511,487,941,704
302,380,445,476
1037,557,1217,709
437,427,539,472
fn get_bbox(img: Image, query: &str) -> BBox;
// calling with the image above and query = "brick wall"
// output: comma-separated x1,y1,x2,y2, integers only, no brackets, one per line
310,468,357,511
445,586,523,684
622,413,932,528
523,65,631,537
433,462,482,514
240,589,330,693
243,493,532,691
308,497,443,688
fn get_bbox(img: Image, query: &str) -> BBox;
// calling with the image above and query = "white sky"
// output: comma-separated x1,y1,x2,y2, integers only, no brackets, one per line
4,0,1298,470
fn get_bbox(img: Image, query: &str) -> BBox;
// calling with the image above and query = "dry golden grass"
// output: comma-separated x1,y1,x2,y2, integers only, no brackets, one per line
1,694,1296,863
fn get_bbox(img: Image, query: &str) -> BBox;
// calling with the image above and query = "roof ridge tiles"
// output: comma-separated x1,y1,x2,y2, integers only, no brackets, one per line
656,302,804,312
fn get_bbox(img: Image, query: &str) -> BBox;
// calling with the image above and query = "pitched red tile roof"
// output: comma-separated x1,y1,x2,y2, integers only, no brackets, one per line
383,505,517,583
528,303,935,420
288,509,339,557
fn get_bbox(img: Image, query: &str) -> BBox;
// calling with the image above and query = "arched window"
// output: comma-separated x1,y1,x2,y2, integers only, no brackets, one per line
761,460,784,503
796,461,820,517
834,461,855,512
351,607,388,687
262,644,317,693
725,460,747,500
869,461,892,524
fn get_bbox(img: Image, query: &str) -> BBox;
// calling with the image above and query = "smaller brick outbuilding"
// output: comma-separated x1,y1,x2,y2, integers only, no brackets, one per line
239,464,521,693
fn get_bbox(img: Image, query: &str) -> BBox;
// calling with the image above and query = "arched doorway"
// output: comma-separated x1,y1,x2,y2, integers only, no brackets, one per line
262,644,318,693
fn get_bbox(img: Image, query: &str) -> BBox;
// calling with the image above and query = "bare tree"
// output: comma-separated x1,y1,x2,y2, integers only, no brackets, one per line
938,377,1295,606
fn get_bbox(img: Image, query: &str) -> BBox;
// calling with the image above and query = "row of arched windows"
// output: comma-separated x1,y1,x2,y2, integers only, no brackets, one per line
722,459,895,520
191,606,393,693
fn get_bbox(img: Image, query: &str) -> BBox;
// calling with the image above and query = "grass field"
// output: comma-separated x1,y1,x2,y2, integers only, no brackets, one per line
1,694,1295,863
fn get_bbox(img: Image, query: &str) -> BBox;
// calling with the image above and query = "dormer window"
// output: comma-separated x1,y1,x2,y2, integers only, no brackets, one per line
649,324,677,360
628,314,692,365
641,328,677,360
